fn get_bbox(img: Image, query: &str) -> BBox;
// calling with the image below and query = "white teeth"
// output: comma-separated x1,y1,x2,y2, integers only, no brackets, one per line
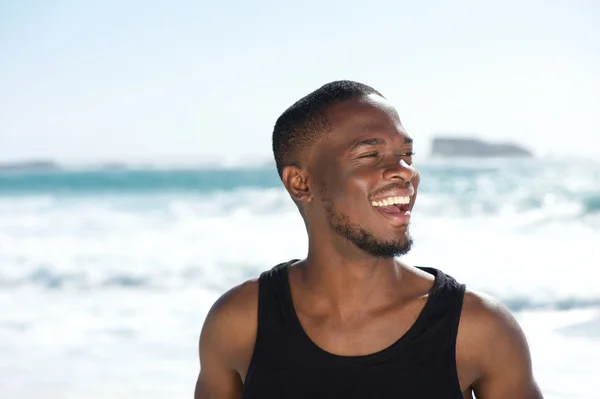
372,196,411,207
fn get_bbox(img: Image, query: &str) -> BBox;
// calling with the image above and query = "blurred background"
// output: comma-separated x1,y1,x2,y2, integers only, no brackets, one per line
1,0,599,398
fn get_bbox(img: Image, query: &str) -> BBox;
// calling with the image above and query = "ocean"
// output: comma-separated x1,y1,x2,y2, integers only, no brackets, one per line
1,157,599,398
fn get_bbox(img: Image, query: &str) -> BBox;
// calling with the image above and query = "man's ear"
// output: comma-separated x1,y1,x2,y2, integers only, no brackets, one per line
281,165,312,203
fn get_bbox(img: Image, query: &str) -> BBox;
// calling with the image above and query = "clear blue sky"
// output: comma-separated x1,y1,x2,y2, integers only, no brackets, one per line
1,0,599,164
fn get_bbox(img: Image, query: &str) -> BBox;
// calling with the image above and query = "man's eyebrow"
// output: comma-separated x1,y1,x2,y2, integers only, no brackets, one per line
349,136,413,151
349,138,386,151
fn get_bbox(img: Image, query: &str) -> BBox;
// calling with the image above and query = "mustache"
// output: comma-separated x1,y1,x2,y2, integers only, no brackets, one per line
369,182,412,199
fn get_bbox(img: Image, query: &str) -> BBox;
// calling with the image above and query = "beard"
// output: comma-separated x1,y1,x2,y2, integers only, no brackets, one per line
322,198,413,258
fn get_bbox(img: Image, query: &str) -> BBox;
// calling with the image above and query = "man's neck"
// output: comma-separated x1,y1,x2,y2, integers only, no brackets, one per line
294,238,405,319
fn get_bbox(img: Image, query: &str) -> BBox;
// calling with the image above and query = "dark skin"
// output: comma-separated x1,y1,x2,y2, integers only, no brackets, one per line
195,94,544,399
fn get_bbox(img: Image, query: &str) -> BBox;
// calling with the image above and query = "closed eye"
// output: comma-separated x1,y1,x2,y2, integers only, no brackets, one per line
357,151,414,161
359,152,379,158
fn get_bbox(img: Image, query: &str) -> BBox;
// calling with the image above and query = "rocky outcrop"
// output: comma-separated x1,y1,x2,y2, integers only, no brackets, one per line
0,160,60,172
430,137,533,158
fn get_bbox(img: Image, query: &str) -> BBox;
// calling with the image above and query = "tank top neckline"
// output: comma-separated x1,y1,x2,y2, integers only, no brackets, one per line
280,260,445,365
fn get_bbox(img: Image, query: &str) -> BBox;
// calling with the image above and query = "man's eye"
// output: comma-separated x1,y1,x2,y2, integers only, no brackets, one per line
359,152,379,158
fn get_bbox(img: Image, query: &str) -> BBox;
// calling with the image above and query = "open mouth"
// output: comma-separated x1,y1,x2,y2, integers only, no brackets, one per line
371,196,412,221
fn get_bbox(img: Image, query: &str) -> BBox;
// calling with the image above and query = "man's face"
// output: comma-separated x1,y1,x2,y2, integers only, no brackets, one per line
309,94,418,258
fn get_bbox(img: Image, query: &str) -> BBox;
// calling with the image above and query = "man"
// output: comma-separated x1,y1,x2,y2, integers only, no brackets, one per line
194,81,543,398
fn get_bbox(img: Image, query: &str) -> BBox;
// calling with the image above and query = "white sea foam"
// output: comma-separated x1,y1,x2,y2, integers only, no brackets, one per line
1,190,598,304
1,159,599,397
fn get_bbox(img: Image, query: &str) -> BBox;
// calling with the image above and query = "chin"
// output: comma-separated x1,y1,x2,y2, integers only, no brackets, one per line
380,222,410,238
390,223,410,231
362,234,414,259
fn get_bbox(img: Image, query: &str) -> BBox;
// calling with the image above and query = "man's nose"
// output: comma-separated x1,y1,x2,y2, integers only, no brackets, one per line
383,158,416,182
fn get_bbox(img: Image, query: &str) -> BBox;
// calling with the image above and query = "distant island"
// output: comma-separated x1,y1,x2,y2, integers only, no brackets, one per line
430,137,533,158
0,160,136,173
0,160,61,172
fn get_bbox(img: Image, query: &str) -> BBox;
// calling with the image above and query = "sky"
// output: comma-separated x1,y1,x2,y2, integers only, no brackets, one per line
1,0,599,165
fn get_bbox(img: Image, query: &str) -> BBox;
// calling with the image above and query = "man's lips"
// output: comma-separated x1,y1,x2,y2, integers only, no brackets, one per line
370,193,413,226
369,187,414,204
373,204,412,225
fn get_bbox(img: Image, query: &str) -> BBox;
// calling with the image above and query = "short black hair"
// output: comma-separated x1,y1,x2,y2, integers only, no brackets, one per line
272,80,382,178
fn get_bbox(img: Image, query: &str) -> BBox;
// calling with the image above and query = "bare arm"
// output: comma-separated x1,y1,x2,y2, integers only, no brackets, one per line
194,281,258,399
465,293,543,399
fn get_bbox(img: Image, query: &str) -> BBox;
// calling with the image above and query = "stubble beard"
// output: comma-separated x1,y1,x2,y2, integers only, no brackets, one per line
322,198,413,259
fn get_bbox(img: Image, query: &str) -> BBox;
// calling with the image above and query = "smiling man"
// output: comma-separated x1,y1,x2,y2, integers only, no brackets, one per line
194,81,543,399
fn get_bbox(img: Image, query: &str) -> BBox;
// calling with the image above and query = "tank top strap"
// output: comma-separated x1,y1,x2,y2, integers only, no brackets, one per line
258,259,297,322
415,266,466,394
242,259,298,394
413,266,466,340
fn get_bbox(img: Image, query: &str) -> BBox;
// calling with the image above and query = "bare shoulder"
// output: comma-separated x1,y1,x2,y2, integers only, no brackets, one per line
460,289,523,339
457,290,544,399
200,278,259,371
195,278,259,399
204,278,259,329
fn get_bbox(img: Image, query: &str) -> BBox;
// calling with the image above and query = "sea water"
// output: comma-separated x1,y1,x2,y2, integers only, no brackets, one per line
1,157,599,398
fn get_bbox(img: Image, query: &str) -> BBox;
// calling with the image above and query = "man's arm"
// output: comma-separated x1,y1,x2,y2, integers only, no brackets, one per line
462,292,544,399
194,281,258,399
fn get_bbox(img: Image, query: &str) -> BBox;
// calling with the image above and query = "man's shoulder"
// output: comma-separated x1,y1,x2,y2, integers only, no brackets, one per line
405,265,511,321
203,278,260,337
199,278,260,371
460,289,522,338
202,260,294,340
457,289,540,396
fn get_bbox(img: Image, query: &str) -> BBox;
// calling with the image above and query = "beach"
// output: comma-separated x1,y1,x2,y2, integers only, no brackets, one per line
1,157,599,398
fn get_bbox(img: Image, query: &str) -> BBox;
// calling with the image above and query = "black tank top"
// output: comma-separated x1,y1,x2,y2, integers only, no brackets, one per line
241,260,467,399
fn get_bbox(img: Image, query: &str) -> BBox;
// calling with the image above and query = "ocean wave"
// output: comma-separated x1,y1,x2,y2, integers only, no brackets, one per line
2,265,599,313
583,194,600,214
0,267,151,290
1,159,598,317
2,159,598,219
0,167,282,195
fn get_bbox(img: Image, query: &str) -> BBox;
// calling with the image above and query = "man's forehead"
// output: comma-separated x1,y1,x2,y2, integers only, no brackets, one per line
327,94,398,124
324,95,406,144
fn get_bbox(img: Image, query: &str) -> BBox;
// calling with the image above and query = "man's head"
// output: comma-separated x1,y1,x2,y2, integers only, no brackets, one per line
272,80,419,259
